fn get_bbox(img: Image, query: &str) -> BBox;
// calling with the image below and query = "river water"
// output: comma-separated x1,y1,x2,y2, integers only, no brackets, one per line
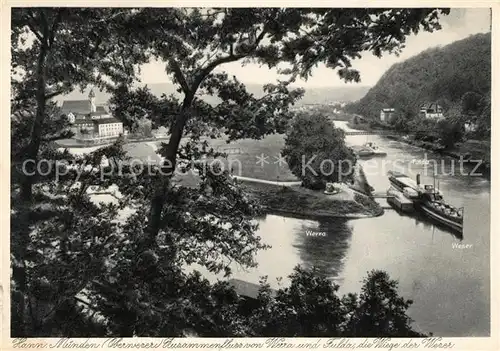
195,121,490,337
80,121,490,336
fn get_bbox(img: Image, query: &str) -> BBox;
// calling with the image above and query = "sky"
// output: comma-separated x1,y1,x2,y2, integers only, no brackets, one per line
139,8,491,88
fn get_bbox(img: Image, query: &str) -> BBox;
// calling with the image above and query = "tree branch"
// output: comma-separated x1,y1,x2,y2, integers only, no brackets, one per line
192,27,268,91
45,88,66,100
39,9,49,41
93,10,130,23
48,9,64,48
25,11,43,42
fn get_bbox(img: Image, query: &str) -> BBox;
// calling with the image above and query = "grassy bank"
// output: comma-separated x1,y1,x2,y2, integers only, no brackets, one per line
241,181,383,219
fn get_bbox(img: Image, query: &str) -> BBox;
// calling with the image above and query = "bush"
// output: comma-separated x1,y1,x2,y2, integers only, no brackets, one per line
437,118,463,148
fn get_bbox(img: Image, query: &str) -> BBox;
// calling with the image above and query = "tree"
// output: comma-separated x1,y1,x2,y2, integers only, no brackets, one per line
408,117,439,140
461,91,482,115
11,8,149,201
436,118,463,148
282,113,356,189
248,267,422,337
115,7,451,242
391,114,409,132
342,270,422,337
136,117,153,138
108,85,178,132
10,9,151,334
476,94,491,137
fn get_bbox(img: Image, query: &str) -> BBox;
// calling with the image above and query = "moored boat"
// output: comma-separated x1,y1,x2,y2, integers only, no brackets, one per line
386,187,415,212
417,184,463,233
387,171,463,233
357,142,387,157
388,171,420,193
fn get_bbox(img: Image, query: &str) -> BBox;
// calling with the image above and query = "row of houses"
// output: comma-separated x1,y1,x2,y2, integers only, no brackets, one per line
380,103,478,132
379,102,445,122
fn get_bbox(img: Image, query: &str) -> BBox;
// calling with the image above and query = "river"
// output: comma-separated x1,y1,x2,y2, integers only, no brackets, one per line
80,121,490,336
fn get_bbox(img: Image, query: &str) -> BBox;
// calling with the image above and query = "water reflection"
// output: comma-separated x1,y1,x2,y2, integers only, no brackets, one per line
389,204,464,241
293,219,352,279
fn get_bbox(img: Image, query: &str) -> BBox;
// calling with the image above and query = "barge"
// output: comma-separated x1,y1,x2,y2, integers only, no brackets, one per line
386,187,415,213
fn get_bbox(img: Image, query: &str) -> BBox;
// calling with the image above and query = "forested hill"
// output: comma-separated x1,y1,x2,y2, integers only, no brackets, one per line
345,32,491,120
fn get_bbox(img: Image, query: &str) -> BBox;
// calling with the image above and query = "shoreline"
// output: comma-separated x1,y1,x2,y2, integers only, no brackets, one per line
240,179,383,221
345,121,490,176
386,135,491,176
54,136,171,148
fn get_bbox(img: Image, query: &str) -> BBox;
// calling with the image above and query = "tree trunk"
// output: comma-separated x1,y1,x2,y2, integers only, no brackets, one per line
14,34,49,336
20,40,49,202
146,93,195,247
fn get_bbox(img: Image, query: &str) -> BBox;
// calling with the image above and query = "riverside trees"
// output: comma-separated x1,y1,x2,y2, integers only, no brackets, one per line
282,113,356,189
11,7,449,336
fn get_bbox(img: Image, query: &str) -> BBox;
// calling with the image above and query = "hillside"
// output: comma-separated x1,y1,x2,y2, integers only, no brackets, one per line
55,82,370,106
345,32,491,120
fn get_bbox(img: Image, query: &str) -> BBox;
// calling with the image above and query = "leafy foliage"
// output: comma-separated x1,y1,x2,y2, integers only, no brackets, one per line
248,267,422,337
282,113,356,189
342,270,421,337
436,118,463,148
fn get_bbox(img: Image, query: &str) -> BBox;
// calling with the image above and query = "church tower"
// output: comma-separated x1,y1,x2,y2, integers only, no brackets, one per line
89,89,96,113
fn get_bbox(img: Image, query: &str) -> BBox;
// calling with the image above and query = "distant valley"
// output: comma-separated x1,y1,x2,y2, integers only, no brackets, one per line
55,82,371,106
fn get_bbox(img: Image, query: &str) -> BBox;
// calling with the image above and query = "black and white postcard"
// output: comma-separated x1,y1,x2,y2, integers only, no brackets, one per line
2,2,498,350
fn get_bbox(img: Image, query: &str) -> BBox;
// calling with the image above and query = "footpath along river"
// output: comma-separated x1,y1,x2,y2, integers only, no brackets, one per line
77,120,490,336
191,121,490,337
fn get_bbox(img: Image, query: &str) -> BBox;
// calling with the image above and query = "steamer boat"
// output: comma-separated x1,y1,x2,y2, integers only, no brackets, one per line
387,171,463,233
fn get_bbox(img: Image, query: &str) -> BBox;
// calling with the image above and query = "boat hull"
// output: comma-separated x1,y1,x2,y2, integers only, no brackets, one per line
388,172,463,233
419,203,463,233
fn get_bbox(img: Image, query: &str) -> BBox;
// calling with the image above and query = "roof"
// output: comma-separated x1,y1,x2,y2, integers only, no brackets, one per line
93,117,122,125
96,105,108,114
90,111,109,117
420,102,442,110
73,119,94,125
62,100,92,115
382,108,395,112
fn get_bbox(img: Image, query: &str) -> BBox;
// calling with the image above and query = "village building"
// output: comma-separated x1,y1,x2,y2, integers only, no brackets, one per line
93,118,124,137
464,121,478,133
419,102,444,119
380,108,395,122
61,89,123,139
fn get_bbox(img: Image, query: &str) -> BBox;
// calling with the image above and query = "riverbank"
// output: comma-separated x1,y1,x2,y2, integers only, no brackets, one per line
386,135,490,176
55,136,171,148
344,120,490,175
240,181,383,219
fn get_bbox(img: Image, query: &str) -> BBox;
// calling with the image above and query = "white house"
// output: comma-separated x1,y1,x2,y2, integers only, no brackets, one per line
464,121,478,132
380,108,395,122
94,117,124,137
419,103,444,120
